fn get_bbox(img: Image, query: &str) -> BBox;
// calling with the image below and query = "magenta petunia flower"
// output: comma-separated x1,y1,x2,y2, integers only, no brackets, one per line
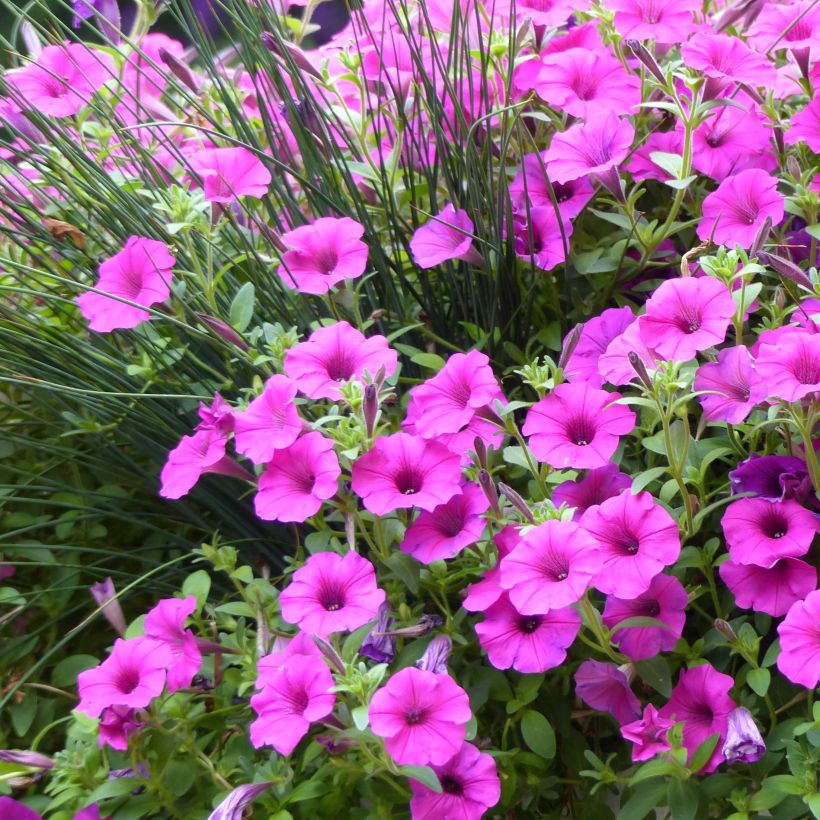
76,236,175,333
409,741,500,820
719,557,816,618
249,654,335,755
637,276,737,362
351,432,463,515
409,350,503,438
659,664,736,773
76,637,173,718
514,0,580,27
0,797,43,820
278,217,369,295
621,704,674,762
98,705,143,752
527,48,640,119
283,321,397,401
755,331,820,402
626,130,684,184
500,519,601,614
462,526,520,613
475,592,581,673
785,97,820,153
369,667,472,766
729,454,812,503
575,660,641,725
233,375,302,465
607,0,698,43
278,551,385,639
551,463,632,520
5,43,114,118
512,206,572,272
603,574,688,661
144,596,202,693
721,497,817,567
409,204,480,268
401,484,489,564
545,111,634,189
523,382,636,469
599,319,661,386
777,590,820,689
681,33,777,89
583,490,681,599
749,1,820,58
694,345,767,424
187,147,271,202
697,169,785,248
509,153,594,218
564,306,636,388
254,432,340,523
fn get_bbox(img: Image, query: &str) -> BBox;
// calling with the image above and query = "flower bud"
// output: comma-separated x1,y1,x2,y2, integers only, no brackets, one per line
625,40,666,86
722,707,765,764
159,47,198,92
207,782,274,820
363,383,379,438
376,613,443,639
416,634,452,674
714,618,737,643
311,634,345,675
260,32,322,79
0,750,54,770
478,469,501,515
558,323,583,372
89,577,126,636
498,482,535,523
195,313,250,351
473,436,487,470
359,602,396,664
749,216,771,258
757,251,813,289
628,351,653,390
786,156,802,180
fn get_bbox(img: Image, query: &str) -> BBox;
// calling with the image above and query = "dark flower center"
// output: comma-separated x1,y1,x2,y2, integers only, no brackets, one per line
761,512,788,539
286,686,310,714
565,415,596,447
394,465,423,495
553,182,573,203
435,507,466,539
319,582,346,612
440,774,464,795
675,304,702,334
640,600,661,617
324,349,357,382
316,247,339,276
115,667,141,695
788,349,820,385
405,707,426,726
617,535,641,555
518,615,543,634
732,199,760,226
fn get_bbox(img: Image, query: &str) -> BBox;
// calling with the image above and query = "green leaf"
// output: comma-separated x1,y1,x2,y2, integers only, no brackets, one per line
52,654,99,687
805,792,820,818
385,552,420,595
663,175,698,190
351,705,369,731
229,282,255,332
804,224,820,240
689,732,720,774
668,779,699,820
620,779,669,820
182,570,211,611
10,696,37,736
763,775,805,796
747,667,771,697
649,151,683,177
286,778,327,803
400,765,442,793
410,352,447,371
634,657,672,697
761,639,780,668
87,777,143,802
521,709,556,759
629,758,678,785
609,616,672,636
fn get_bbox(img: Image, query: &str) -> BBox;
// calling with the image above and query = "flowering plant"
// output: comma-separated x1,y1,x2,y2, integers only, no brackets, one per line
1,0,819,818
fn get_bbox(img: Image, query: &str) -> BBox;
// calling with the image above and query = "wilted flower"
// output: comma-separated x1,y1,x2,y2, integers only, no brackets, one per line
89,577,126,636
722,707,765,764
574,660,641,725
206,783,274,820
359,602,396,664
416,635,452,674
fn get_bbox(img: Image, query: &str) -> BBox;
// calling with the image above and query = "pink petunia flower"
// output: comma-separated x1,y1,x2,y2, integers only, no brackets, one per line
500,519,601,614
250,653,335,755
462,526,520,613
76,236,175,333
575,660,641,725
351,432,463,515
599,318,661,386
719,557,816,618
514,0,582,27
0,797,43,820
755,331,820,402
637,276,737,361
5,43,114,118
607,0,698,43
98,705,143,752
659,664,736,773
401,484,489,564
564,306,636,388
279,551,384,639
621,704,675,762
144,596,202,692
526,48,640,119
551,463,632,520
475,592,581,673
283,321,397,401
545,112,634,193
777,590,820,689
512,206,572,272
254,432,341,523
721,497,817,567
681,33,777,89
523,382,636,469
76,637,173,718
277,217,369,295
697,169,784,248
749,1,820,60
694,345,767,424
409,741,501,820
409,350,503,438
583,490,681,599
409,204,481,268
369,667,472,766
509,153,594,218
785,97,820,152
626,130,684,184
233,375,302,465
187,147,271,202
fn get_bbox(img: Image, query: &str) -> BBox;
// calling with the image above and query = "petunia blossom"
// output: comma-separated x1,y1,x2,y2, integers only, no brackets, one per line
721,497,817,567
575,660,641,725
500,519,601,614
278,217,368,295
551,464,632,520
462,526,520,613
681,33,777,90
144,596,202,692
254,432,341,523
563,306,636,388
599,318,660,386
694,345,767,424
512,206,572,272
509,152,594,218
351,432,463,515
722,707,765,765
369,667,472,766
187,146,271,202
523,382,636,469
584,490,681,599
76,236,175,333
719,557,816,618
475,592,581,673
409,742,500,820
278,551,385,639
283,321,397,401
755,331,820,402
729,454,812,503
777,590,820,689
409,204,481,268
785,97,820,152
621,704,674,762
607,0,698,43
76,637,173,718
98,705,143,752
697,169,784,248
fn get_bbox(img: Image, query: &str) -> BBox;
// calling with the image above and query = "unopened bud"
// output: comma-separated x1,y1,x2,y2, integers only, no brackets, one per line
375,613,443,639
360,602,395,663
775,286,786,312
625,40,666,86
628,351,653,390
558,323,583,372
416,635,452,674
714,618,737,643
195,313,250,351
498,482,535,523
159,48,198,92
749,216,771,258
473,436,487,470
786,156,801,180
311,634,345,675
478,469,501,515
260,31,322,79
757,251,813,289
89,577,126,636
0,750,54,770
364,383,378,438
